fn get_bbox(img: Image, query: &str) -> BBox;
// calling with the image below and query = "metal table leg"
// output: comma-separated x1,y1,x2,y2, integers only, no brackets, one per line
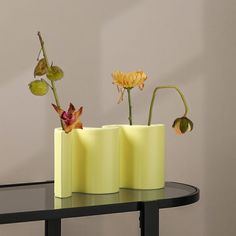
45,219,61,236
140,202,159,236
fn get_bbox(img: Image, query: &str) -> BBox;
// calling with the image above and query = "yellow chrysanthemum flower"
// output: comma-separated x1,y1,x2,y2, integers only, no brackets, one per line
112,71,147,103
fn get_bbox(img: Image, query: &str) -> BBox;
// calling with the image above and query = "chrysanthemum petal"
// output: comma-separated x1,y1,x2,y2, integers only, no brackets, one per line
112,70,147,103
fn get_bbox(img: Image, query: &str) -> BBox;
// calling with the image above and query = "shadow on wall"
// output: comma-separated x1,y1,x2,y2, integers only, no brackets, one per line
46,0,142,128
0,0,138,85
100,1,236,236
0,0,141,185
204,0,236,235
0,150,52,184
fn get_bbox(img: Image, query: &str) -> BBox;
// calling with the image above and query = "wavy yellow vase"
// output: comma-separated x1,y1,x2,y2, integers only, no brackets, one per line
54,128,72,198
104,124,165,190
54,127,120,198
120,124,165,189
72,127,120,194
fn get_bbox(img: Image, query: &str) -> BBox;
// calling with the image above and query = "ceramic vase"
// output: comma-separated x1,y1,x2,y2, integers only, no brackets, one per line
54,127,120,198
72,127,120,194
104,124,165,190
54,128,72,198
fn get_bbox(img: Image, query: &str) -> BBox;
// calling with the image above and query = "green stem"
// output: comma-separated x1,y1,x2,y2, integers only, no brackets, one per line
51,80,61,107
37,31,64,129
127,88,133,125
37,32,50,69
147,86,189,126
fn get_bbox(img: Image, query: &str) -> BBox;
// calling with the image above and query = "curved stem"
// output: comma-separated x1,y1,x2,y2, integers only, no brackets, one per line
37,32,50,69
127,88,133,125
37,32,64,129
147,86,189,126
36,48,42,61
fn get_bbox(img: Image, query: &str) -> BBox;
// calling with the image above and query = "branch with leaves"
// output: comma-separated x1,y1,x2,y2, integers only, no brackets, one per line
28,32,83,133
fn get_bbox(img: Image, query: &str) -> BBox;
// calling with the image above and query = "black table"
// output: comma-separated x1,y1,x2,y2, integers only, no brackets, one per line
0,181,199,236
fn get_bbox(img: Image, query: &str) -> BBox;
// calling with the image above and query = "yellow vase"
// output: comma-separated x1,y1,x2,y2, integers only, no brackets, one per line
72,127,120,194
120,124,165,189
104,124,165,190
54,128,72,198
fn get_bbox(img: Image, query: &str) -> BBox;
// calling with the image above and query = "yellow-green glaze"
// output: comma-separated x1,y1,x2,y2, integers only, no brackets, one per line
54,128,72,198
104,125,165,190
120,125,165,189
72,127,120,194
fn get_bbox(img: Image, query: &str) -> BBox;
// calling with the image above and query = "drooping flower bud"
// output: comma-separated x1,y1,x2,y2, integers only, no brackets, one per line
172,116,193,135
46,66,64,81
34,58,47,77
29,79,49,96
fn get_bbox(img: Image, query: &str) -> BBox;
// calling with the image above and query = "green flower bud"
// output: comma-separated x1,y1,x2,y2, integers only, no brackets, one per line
172,116,193,135
34,58,47,77
46,66,64,81
29,79,49,96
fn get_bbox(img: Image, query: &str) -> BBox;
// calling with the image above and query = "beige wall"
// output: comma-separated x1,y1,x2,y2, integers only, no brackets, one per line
0,0,235,235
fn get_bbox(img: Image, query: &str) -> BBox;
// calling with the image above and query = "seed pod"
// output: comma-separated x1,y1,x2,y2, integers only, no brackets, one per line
28,79,49,96
46,66,64,81
34,58,47,77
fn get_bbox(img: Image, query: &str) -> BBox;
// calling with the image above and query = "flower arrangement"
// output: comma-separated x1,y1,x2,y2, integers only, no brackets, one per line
28,32,83,133
112,71,193,135
28,32,193,135
27,32,193,196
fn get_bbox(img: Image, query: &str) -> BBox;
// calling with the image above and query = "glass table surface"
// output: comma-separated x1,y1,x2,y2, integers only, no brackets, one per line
0,182,199,215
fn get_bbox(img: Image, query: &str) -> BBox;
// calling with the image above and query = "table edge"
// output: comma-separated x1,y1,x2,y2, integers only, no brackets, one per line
0,181,200,224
